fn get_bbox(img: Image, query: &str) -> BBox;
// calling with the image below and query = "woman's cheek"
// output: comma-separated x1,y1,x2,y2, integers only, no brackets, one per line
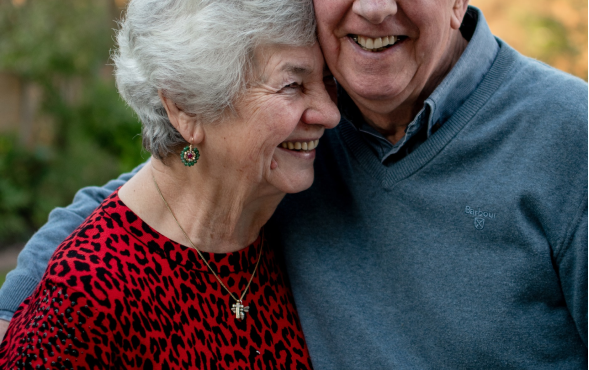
284,105,305,129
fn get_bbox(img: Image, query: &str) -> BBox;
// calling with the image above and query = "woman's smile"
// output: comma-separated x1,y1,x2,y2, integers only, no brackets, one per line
279,138,320,151
276,140,319,160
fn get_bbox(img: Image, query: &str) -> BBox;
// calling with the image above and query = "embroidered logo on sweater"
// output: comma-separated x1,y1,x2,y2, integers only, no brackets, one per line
465,206,496,230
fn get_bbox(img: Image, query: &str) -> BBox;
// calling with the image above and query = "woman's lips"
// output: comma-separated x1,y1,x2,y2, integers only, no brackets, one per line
276,146,316,159
276,139,320,159
278,139,319,151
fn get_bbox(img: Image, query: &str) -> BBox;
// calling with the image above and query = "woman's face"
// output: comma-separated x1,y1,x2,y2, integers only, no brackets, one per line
200,43,340,196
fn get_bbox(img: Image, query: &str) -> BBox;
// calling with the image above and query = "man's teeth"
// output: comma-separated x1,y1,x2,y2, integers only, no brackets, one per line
280,139,319,151
353,35,400,51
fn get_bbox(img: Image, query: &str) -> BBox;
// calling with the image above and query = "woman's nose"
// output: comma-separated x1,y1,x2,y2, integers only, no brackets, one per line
352,0,397,24
302,88,341,129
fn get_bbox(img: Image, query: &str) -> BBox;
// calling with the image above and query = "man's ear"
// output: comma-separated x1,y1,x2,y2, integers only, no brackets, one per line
450,0,469,30
158,90,204,144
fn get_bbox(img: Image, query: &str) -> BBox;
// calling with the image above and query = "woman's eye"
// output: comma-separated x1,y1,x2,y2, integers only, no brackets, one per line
282,82,301,91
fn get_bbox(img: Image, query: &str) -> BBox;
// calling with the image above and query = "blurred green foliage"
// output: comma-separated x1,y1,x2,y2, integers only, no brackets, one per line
0,269,7,289
0,1,108,78
0,0,144,245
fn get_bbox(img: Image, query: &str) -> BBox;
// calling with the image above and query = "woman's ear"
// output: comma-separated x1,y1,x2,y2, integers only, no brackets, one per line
158,90,203,144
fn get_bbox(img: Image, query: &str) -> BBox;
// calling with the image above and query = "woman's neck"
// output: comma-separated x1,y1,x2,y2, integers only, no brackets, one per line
118,158,284,253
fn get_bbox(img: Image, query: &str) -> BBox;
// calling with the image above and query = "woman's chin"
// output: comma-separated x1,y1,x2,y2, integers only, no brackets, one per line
270,151,317,194
270,171,315,195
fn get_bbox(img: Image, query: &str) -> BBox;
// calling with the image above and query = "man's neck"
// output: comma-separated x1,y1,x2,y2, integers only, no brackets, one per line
356,31,469,145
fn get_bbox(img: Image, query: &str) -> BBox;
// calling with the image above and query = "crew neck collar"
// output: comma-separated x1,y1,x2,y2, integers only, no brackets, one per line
101,190,264,275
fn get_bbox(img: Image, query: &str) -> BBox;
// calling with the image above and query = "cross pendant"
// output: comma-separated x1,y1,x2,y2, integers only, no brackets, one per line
231,301,249,320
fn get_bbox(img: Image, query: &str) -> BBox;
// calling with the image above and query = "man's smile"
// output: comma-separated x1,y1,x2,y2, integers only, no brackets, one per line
349,34,408,52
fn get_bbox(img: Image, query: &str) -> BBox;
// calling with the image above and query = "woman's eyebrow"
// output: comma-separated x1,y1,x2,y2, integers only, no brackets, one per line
280,63,313,76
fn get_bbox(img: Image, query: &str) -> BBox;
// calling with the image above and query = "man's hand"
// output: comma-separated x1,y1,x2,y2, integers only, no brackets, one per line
0,319,10,342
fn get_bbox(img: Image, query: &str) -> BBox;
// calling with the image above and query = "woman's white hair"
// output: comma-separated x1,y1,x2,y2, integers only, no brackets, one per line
113,0,316,159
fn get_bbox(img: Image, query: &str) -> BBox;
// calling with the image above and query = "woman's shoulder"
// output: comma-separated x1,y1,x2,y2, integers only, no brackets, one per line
0,191,173,369
44,190,157,290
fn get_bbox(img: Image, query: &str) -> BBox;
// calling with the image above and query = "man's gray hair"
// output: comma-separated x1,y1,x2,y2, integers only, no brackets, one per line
113,0,316,159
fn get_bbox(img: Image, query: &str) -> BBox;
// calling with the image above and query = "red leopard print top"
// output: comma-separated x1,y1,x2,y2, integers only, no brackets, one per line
0,191,313,369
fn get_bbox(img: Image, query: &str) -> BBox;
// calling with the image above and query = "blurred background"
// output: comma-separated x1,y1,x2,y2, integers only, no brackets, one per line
0,0,587,285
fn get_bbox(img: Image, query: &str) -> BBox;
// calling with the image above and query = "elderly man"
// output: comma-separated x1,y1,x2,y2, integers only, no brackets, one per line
1,0,586,368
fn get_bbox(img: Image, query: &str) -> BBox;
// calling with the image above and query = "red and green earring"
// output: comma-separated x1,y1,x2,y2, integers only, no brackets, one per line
181,140,199,167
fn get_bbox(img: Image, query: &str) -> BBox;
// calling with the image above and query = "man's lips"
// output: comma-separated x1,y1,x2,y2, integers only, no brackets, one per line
349,34,408,52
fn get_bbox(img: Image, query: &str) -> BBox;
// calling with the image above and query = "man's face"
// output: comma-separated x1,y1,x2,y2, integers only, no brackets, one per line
314,0,467,122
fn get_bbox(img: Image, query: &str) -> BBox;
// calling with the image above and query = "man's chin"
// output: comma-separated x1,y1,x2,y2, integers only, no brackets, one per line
338,69,410,101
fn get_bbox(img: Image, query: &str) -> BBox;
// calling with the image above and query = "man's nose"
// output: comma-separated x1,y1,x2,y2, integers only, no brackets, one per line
352,0,397,24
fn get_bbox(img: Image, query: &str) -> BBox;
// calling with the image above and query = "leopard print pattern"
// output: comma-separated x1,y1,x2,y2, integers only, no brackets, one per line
0,191,313,369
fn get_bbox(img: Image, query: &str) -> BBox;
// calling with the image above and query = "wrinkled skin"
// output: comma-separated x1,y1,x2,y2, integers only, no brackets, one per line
314,0,469,142
0,320,8,342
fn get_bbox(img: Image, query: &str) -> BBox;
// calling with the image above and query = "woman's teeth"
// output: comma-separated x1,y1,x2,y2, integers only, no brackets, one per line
351,35,403,52
280,139,319,151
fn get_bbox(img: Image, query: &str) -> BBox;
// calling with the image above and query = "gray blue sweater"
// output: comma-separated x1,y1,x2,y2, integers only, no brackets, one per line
0,7,586,369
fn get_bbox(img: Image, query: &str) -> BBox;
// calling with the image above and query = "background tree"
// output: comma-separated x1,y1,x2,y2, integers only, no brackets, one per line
0,0,143,244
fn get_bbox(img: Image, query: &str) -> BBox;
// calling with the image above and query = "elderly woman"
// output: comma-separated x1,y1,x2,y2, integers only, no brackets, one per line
0,0,339,368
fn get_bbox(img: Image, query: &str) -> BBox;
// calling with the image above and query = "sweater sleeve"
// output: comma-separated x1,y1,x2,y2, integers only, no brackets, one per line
555,194,588,347
0,161,146,321
0,279,110,370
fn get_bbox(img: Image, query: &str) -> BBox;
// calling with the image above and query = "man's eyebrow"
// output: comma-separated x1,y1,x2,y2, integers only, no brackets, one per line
280,63,313,76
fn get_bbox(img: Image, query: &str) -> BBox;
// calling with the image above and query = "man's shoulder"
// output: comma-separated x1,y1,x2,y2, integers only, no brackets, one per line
482,41,587,147
497,41,587,110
